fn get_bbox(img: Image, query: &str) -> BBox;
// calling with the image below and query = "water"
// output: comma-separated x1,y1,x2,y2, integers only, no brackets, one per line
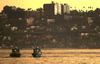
0,49,100,64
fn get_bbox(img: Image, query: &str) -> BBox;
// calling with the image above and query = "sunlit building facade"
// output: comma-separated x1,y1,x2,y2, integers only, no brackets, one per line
63,3,70,14
54,3,57,15
54,3,61,15
57,3,61,15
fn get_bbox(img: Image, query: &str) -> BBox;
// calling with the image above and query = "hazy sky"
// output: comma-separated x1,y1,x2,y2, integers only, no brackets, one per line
0,0,100,12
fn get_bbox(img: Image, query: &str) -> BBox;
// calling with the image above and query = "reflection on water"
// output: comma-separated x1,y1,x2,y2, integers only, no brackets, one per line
0,49,100,64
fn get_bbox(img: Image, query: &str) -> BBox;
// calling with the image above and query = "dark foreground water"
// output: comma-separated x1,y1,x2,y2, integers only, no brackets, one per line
0,49,100,64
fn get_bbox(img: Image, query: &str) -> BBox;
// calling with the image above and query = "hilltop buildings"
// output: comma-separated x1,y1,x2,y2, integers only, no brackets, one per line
1,1,71,28
44,1,70,18
7,10,44,20
43,1,70,23
3,1,70,21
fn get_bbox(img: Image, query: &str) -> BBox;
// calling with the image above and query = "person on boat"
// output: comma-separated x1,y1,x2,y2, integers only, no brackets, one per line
36,46,39,49
15,47,19,49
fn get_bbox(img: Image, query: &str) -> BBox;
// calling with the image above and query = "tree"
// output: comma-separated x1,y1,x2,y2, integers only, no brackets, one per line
70,10,78,16
28,8,31,11
3,5,12,13
74,7,76,10
17,7,22,11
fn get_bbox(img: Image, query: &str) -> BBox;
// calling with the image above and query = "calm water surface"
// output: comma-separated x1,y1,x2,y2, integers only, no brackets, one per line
0,49,100,64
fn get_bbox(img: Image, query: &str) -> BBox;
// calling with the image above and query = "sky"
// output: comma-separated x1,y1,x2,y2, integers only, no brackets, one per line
0,0,100,12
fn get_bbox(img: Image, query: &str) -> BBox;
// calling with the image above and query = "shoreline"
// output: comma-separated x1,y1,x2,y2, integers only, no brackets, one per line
0,48,100,50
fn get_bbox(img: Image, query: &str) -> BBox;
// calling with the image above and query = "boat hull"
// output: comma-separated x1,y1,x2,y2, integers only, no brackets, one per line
10,53,21,57
32,53,43,57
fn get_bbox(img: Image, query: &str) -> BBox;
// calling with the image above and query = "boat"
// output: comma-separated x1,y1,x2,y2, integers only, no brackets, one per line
32,47,43,57
10,47,21,57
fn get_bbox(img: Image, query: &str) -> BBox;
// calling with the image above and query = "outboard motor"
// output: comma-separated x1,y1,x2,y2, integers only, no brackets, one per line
32,47,43,57
10,47,21,57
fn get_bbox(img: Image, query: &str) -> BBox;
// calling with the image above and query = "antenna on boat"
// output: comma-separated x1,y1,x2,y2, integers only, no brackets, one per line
36,39,37,47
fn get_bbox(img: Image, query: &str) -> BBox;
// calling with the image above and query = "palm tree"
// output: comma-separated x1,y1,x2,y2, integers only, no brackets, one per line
88,6,90,11
92,7,93,11
88,6,92,11
81,9,83,13
70,7,72,11
79,10,81,13
90,6,91,9
74,7,76,10
83,6,85,12
86,10,88,13
83,6,85,8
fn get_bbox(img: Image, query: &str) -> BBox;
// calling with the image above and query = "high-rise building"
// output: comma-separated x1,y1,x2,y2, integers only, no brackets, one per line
44,4,55,17
57,3,61,15
54,3,57,15
44,1,70,18
63,3,70,14
61,4,64,14
44,1,62,18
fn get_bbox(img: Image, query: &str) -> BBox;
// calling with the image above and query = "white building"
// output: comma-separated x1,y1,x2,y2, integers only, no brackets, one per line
64,3,70,14
54,2,61,15
44,1,70,16
57,3,61,15
54,3,58,15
